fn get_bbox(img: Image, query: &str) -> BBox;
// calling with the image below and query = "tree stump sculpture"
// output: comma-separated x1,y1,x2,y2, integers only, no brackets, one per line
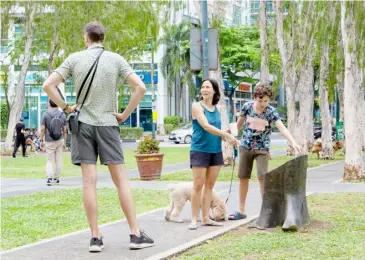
250,155,310,231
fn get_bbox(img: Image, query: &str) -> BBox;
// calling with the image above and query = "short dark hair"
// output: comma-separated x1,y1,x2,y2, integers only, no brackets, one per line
84,21,105,42
200,78,221,106
49,99,58,108
253,82,273,99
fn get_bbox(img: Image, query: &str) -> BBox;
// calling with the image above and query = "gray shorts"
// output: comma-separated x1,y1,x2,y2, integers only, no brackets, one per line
71,122,124,166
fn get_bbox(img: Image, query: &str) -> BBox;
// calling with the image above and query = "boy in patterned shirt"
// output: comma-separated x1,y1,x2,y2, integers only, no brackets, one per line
229,83,301,220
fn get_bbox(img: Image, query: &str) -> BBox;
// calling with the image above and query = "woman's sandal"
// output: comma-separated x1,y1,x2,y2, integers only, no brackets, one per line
228,211,247,220
188,223,198,230
201,220,223,226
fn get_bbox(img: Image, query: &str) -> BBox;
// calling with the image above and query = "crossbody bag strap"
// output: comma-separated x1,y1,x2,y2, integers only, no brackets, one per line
78,52,103,111
76,49,104,108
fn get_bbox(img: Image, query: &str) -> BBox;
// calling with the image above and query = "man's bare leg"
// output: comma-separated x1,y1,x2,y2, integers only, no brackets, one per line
108,164,139,236
81,163,101,238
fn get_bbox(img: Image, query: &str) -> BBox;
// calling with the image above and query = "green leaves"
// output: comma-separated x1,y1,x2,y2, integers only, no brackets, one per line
159,21,193,90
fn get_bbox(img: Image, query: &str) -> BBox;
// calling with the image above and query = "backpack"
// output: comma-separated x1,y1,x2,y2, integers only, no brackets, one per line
48,112,64,140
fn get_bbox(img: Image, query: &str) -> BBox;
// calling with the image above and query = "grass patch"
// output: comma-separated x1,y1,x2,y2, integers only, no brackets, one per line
173,193,365,259
270,145,286,151
0,188,169,250
1,147,190,179
137,154,345,182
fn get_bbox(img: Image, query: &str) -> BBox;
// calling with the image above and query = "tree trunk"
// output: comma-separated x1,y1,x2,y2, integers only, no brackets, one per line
295,53,314,153
340,1,365,180
209,56,233,165
48,25,59,75
319,42,334,159
294,1,315,153
319,4,336,159
274,0,298,155
259,0,269,85
4,3,37,153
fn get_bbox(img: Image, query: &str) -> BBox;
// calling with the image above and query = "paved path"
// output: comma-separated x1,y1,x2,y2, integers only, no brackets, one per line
1,149,287,198
1,157,364,260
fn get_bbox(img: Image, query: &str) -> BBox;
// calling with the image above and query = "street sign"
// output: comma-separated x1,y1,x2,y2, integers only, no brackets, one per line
336,121,344,140
190,28,218,71
152,111,158,123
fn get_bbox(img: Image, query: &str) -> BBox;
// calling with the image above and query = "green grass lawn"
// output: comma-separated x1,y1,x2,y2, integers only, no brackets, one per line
1,147,190,179
139,154,345,182
174,193,365,259
270,145,287,151
0,188,169,251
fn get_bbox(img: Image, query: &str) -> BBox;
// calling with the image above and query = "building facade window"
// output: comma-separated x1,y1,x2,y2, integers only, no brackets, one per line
232,4,242,25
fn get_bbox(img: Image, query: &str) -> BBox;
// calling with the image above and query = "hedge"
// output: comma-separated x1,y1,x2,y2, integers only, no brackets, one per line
1,129,7,142
163,116,182,128
164,124,174,135
119,127,143,140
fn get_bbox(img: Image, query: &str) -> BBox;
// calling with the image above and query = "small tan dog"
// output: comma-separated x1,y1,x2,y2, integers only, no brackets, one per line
164,182,228,223
311,139,344,159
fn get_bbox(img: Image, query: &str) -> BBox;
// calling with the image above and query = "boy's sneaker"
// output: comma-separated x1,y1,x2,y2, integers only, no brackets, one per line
46,178,52,186
89,236,104,252
129,230,154,250
53,178,60,185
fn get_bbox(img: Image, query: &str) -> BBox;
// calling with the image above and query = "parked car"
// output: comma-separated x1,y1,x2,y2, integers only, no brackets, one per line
313,125,336,140
169,123,193,144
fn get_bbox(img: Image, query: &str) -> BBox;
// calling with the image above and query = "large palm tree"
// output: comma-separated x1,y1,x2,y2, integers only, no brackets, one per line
159,21,195,122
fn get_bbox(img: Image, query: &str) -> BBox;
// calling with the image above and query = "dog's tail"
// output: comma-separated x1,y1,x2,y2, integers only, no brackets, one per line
167,183,180,192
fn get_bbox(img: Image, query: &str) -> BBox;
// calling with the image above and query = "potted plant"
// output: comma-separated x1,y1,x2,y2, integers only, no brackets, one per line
135,135,164,180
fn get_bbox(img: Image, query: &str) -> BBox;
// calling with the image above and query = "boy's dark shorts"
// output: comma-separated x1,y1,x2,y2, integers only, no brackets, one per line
238,147,269,180
71,122,124,166
190,151,224,168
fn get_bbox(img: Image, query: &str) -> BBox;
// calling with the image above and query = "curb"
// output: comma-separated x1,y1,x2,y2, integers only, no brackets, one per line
145,215,259,260
122,139,167,143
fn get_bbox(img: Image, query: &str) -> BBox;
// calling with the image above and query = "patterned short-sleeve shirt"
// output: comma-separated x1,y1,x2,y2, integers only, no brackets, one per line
54,45,134,126
240,101,281,150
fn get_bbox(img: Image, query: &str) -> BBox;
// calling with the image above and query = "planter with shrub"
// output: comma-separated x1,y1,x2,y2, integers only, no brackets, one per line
135,135,164,180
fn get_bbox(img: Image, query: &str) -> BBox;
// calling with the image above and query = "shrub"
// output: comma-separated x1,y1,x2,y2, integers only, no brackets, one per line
164,124,174,135
119,127,143,140
1,129,7,142
163,116,182,128
136,135,160,154
1,102,8,129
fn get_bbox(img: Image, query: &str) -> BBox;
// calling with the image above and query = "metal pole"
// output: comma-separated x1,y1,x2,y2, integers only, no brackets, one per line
151,39,156,138
38,92,41,130
201,0,209,79
336,88,340,122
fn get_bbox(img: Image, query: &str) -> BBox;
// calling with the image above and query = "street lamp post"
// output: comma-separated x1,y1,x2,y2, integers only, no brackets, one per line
201,0,209,79
150,38,156,139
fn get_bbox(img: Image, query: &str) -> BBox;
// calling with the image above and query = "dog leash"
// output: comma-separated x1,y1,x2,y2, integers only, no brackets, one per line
225,147,238,204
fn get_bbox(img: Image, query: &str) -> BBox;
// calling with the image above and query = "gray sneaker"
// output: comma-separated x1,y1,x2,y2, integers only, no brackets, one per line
129,230,154,250
89,237,104,252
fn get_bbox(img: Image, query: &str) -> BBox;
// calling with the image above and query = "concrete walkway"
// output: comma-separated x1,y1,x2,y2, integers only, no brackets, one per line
1,157,364,260
1,149,287,198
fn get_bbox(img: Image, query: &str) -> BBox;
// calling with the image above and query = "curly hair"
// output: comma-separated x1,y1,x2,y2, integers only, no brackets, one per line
253,82,273,99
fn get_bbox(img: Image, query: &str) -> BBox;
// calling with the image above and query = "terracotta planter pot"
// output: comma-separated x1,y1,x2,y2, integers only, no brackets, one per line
135,153,164,180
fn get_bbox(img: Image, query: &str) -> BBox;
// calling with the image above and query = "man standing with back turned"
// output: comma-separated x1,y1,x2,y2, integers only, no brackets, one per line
42,21,154,252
